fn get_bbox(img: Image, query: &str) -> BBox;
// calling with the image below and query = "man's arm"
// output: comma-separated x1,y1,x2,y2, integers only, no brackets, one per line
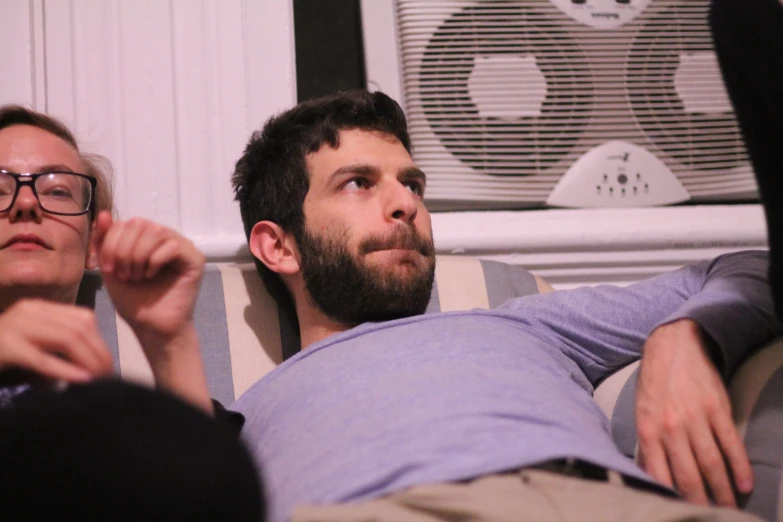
635,249,781,506
636,318,750,507
501,250,780,506
500,250,779,384
649,250,779,379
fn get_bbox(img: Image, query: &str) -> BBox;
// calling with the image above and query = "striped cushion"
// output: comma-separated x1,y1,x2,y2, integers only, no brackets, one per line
80,256,783,519
594,341,783,521
77,255,552,406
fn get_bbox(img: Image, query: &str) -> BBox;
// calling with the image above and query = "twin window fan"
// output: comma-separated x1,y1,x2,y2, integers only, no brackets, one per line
361,0,756,211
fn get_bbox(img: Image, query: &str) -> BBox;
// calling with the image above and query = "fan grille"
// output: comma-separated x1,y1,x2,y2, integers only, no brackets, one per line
626,4,747,172
419,2,594,175
396,0,755,207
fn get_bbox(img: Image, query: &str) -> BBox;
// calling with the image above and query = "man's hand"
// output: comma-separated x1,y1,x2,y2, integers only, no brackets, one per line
0,299,113,383
636,319,752,507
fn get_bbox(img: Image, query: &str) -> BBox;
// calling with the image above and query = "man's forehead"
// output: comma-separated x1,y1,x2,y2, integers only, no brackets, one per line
305,129,414,179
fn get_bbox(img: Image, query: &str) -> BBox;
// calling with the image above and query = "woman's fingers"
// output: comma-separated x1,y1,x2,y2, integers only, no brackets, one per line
0,300,114,381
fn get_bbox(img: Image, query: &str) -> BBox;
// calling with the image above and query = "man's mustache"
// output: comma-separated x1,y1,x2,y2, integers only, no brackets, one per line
359,226,435,257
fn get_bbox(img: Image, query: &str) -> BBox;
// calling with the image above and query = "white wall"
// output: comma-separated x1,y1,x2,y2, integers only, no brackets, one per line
0,0,296,259
0,0,769,289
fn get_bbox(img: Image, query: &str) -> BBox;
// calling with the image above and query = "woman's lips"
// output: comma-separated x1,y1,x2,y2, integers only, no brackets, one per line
2,234,51,250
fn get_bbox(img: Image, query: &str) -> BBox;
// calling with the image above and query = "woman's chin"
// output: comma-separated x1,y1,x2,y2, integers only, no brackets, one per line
0,265,64,291
0,255,84,302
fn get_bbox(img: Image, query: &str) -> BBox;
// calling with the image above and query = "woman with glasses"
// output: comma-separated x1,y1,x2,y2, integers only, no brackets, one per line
0,105,264,521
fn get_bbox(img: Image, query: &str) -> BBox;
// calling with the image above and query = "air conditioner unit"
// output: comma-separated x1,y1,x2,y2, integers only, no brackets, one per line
361,0,757,211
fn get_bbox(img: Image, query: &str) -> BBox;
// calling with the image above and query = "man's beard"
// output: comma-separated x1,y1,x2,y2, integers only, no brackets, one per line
298,224,436,326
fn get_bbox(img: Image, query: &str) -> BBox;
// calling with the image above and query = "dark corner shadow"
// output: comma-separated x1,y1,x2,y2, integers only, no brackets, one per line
239,268,300,365
76,270,104,309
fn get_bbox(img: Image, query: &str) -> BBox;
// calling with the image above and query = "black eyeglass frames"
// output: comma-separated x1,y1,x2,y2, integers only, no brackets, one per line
0,170,96,216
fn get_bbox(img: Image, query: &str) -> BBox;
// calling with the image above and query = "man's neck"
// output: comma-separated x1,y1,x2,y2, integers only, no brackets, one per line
294,299,357,350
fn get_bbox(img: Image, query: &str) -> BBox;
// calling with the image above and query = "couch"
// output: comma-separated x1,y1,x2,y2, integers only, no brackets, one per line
77,255,783,521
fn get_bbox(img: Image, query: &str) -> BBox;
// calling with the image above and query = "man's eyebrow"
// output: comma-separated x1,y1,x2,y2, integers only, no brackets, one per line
328,163,380,182
400,166,427,184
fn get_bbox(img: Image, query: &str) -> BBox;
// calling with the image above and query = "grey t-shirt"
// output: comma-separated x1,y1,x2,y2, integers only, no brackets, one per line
232,251,779,522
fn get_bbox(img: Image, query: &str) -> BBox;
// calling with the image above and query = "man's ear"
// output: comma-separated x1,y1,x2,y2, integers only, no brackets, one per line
249,221,301,275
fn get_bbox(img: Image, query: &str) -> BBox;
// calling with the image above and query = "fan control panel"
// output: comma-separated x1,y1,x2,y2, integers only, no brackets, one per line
546,141,691,208
550,0,652,28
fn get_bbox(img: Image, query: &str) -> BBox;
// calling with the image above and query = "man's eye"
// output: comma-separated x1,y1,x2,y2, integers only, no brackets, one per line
344,178,368,191
405,181,424,196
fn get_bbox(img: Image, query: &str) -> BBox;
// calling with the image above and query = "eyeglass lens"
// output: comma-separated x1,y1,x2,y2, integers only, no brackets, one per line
0,172,92,214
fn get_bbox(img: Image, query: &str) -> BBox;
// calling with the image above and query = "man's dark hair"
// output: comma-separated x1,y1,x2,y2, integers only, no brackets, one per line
231,89,412,307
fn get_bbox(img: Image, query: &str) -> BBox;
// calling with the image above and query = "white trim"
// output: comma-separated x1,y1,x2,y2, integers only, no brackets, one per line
194,204,768,288
192,234,251,261
432,205,767,288
431,205,766,254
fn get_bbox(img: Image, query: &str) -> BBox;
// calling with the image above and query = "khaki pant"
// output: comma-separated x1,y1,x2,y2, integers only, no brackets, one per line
292,469,761,522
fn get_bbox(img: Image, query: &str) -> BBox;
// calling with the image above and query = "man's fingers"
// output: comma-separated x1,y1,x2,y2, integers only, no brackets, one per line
712,407,754,494
687,417,736,507
664,427,710,505
637,437,674,488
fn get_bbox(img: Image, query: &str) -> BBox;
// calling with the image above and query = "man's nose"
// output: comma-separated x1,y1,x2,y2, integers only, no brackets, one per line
383,181,418,223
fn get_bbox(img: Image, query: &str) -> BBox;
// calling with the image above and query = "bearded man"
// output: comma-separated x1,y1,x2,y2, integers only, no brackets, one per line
231,89,778,522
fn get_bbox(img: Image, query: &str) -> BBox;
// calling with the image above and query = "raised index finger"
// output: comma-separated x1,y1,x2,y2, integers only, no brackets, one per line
90,210,113,248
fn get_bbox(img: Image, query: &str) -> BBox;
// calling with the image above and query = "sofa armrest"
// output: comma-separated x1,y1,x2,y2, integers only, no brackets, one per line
727,339,783,520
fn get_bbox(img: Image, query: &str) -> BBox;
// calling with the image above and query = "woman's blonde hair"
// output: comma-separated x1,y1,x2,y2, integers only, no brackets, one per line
0,105,115,219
